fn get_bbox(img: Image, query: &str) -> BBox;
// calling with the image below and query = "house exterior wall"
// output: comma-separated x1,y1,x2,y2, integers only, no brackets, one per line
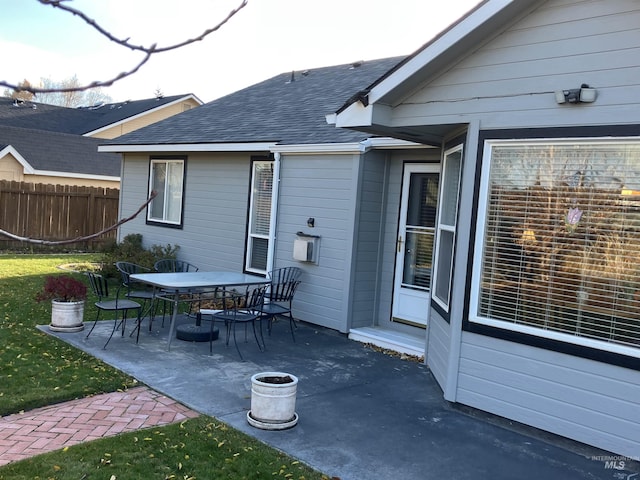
350,150,386,329
118,151,255,271
395,0,640,132
388,0,640,457
275,153,362,332
90,99,200,140
0,154,24,181
457,331,640,457
426,312,450,391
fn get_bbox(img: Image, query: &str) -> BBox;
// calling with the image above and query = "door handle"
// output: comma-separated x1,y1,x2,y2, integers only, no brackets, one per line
397,235,403,253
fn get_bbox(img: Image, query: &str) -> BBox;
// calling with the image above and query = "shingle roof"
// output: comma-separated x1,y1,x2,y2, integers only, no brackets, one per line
0,94,198,135
0,125,121,177
108,58,405,146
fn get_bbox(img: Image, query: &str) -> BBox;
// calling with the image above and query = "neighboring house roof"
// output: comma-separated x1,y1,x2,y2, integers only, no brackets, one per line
103,58,405,149
0,125,120,178
0,94,202,136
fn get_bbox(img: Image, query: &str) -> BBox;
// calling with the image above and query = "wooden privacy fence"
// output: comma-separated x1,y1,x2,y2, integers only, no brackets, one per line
0,181,119,250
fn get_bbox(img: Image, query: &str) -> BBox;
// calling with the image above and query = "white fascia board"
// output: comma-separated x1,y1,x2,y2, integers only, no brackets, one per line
0,145,35,173
365,137,433,150
84,94,204,137
334,102,373,128
334,101,393,129
271,143,364,155
273,138,428,155
98,142,276,153
366,1,515,106
27,169,120,181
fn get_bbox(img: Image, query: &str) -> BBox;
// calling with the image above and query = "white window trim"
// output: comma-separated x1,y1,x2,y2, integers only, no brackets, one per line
470,136,640,359
147,158,185,226
245,159,275,275
432,144,463,312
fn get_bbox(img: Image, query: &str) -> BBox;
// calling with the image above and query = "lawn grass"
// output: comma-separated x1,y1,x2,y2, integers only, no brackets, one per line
0,254,328,479
0,253,136,415
0,417,322,480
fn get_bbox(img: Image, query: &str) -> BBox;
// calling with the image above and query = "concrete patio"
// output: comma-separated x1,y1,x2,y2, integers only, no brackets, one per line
42,314,637,480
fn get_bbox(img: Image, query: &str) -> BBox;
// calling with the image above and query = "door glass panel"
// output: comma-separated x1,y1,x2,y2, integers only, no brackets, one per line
401,173,438,290
403,231,435,289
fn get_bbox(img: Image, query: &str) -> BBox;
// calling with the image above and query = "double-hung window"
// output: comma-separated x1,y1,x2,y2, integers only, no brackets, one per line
433,144,462,311
246,160,274,274
471,138,640,359
147,157,185,227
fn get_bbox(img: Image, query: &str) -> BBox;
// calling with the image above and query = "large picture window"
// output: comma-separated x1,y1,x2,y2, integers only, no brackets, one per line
471,138,640,358
246,160,274,274
147,158,185,226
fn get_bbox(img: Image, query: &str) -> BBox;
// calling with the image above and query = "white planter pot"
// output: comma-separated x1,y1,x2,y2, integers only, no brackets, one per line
247,372,298,430
49,299,85,332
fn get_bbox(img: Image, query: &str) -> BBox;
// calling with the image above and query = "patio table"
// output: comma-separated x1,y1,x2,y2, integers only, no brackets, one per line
129,271,269,350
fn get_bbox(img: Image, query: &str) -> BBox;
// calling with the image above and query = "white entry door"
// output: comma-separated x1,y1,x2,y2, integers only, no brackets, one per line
392,163,440,327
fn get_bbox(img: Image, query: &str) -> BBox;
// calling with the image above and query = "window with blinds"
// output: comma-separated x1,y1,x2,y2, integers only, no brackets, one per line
472,139,640,358
148,158,185,226
246,160,274,274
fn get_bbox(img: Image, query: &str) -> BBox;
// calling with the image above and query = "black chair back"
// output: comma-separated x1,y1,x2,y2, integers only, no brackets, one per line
268,267,302,302
115,262,150,287
87,272,109,300
154,259,199,273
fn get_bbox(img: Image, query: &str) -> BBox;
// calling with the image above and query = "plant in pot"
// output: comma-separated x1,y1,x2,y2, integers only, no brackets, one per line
36,275,88,332
247,372,299,430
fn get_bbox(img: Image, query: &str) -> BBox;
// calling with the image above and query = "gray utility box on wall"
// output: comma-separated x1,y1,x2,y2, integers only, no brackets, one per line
293,232,319,264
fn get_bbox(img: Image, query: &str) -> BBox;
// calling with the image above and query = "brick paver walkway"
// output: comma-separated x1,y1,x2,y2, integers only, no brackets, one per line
0,386,200,466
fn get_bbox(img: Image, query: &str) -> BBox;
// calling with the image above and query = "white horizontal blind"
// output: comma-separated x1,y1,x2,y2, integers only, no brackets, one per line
246,161,273,273
477,140,640,354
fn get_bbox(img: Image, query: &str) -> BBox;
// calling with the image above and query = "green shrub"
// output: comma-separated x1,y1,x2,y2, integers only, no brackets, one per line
99,234,179,278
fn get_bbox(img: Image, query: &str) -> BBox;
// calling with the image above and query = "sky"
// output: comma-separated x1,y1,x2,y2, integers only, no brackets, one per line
0,0,481,104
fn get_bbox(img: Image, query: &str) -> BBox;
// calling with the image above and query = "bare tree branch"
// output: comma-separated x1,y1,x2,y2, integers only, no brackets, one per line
0,191,157,246
0,0,248,94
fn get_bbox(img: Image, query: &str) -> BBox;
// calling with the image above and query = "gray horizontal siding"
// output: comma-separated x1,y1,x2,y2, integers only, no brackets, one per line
119,152,252,272
275,153,360,332
395,0,640,130
457,333,640,458
350,151,386,329
426,312,450,391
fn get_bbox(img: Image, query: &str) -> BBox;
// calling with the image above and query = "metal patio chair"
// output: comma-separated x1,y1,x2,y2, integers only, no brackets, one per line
85,272,142,349
257,266,302,341
209,284,269,360
115,261,157,331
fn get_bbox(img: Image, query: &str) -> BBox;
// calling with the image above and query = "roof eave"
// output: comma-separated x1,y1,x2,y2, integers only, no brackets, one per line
98,142,277,153
336,0,540,124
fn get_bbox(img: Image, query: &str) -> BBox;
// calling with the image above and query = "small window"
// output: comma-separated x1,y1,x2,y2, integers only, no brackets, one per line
147,158,185,226
246,160,274,274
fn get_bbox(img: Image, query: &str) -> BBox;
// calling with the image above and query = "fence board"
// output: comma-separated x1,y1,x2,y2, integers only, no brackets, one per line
0,181,119,251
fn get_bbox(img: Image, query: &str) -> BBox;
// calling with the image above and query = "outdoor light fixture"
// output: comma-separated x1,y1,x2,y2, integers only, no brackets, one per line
555,84,597,104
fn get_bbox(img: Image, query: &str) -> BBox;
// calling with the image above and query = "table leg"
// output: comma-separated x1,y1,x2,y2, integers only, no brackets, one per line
167,292,180,351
